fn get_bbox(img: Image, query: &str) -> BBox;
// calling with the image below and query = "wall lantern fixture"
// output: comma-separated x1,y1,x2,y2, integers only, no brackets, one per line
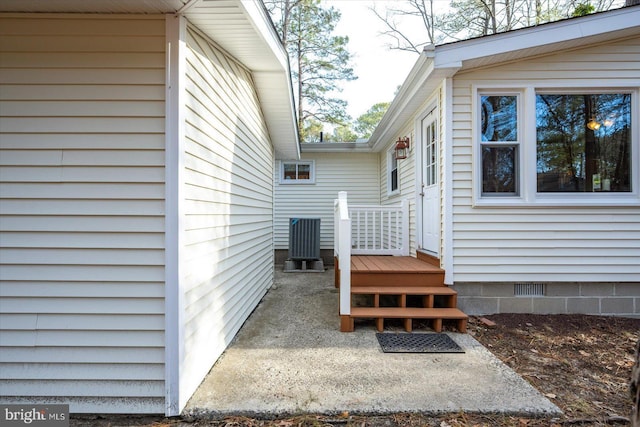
395,137,410,160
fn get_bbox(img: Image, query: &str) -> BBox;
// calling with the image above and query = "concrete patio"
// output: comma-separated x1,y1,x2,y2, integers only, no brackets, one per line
184,267,561,419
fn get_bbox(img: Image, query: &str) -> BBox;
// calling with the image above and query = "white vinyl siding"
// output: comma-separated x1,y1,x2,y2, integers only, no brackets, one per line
274,152,379,250
379,125,418,256
451,37,640,282
0,15,166,413
179,25,275,403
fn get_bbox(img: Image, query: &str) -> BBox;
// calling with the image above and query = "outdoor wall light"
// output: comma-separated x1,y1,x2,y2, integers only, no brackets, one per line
395,137,410,160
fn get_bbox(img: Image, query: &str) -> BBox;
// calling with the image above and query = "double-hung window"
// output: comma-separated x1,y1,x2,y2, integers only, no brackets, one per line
477,89,636,204
480,93,520,196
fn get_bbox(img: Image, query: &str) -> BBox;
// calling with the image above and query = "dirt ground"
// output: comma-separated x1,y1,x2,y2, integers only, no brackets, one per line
72,314,639,427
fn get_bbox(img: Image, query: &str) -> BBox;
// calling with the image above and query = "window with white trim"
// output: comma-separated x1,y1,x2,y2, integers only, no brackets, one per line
536,93,632,193
388,149,399,194
476,88,637,204
480,93,520,196
280,161,315,184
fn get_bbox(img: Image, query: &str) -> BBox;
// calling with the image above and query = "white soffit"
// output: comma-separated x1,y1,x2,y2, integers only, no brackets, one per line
0,0,300,159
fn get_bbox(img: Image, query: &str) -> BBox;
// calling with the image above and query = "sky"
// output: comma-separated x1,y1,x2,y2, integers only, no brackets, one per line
325,0,627,120
325,0,424,120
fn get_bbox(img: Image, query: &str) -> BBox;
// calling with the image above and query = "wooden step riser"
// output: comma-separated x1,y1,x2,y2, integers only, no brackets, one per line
340,307,468,333
351,286,458,309
353,294,457,309
352,272,445,287
351,286,457,296
340,318,468,333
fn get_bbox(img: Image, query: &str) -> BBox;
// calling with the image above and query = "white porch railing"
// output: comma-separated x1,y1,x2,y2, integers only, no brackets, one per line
350,200,410,256
334,191,410,316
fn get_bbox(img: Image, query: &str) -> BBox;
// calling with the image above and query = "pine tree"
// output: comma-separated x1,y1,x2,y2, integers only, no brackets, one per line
355,102,390,139
266,0,356,142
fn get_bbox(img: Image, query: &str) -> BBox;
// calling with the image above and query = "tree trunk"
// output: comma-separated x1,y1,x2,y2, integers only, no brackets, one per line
281,0,290,46
584,95,598,192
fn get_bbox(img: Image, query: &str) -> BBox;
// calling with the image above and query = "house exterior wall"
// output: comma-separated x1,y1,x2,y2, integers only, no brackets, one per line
274,151,379,259
178,25,276,405
0,14,166,412
379,124,418,257
449,37,640,316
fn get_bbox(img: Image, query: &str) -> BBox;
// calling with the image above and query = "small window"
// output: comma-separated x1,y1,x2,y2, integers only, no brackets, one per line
536,93,632,193
480,94,520,196
280,161,315,184
388,150,399,194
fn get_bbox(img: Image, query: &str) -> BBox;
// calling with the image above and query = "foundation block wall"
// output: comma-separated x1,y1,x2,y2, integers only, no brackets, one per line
453,282,640,318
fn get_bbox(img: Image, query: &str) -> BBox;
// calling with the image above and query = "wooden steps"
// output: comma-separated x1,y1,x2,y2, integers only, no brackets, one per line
351,255,444,287
349,307,468,333
351,286,458,309
338,255,468,334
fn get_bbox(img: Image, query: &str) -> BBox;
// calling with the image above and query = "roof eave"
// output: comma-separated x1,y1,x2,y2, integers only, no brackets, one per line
203,0,300,159
369,6,640,151
301,142,373,153
435,6,640,71
368,50,459,151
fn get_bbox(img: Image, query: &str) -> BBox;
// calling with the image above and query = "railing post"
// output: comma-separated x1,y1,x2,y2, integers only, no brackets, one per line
401,199,410,256
336,191,351,316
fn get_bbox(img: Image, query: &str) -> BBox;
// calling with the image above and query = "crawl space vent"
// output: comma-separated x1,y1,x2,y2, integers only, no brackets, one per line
514,283,545,297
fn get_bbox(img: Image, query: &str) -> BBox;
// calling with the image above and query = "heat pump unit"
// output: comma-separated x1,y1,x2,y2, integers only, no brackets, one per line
288,218,320,260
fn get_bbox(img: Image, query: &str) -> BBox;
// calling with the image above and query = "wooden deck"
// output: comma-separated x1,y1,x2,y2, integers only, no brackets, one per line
337,255,468,333
350,255,445,287
351,255,443,273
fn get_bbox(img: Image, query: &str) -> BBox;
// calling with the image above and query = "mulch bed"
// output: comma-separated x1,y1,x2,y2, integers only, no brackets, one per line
465,313,639,426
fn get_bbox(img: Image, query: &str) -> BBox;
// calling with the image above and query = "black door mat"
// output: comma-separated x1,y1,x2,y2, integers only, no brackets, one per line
376,333,465,353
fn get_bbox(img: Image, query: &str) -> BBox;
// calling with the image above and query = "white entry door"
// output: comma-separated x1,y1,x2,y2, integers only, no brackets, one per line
421,112,440,255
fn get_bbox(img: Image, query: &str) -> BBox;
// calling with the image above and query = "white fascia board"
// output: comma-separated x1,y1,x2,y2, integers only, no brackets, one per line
237,1,300,158
253,70,300,159
434,7,640,69
300,142,374,153
239,0,289,72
